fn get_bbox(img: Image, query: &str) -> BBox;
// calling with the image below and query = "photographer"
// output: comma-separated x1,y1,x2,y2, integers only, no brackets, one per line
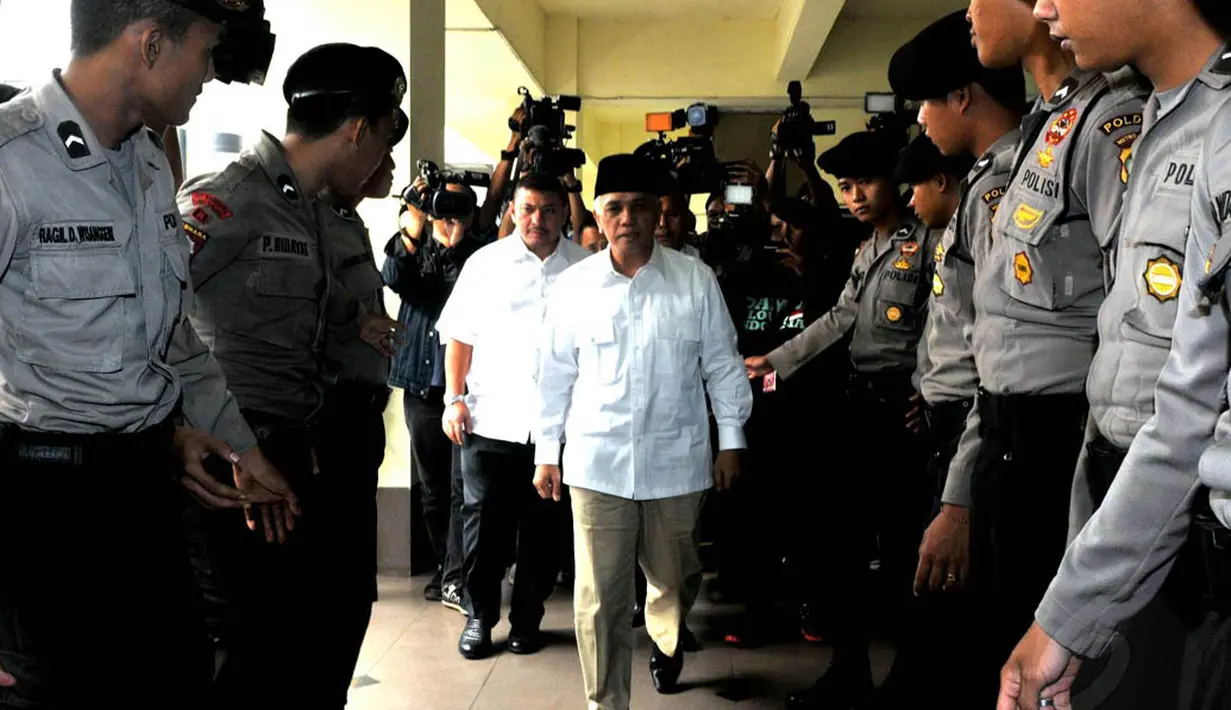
383,166,494,611
492,102,589,241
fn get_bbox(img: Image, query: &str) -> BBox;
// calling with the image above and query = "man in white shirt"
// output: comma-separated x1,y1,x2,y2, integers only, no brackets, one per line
534,154,753,709
435,172,589,660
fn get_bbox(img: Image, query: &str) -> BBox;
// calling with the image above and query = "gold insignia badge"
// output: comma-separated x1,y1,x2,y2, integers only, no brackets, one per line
1014,252,1033,285
901,241,919,256
894,257,911,270
933,273,945,297
934,242,945,264
886,306,903,323
1038,148,1055,169
1013,204,1044,231
1144,256,1181,301
1116,132,1139,185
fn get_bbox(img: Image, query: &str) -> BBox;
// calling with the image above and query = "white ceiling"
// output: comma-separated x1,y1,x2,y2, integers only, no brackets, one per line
842,0,968,21
536,0,784,21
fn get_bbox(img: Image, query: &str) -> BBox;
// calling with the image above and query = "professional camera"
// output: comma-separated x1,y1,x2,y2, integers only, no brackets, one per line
773,81,836,157
401,160,491,221
864,92,916,148
509,87,586,177
635,103,724,194
210,1,276,85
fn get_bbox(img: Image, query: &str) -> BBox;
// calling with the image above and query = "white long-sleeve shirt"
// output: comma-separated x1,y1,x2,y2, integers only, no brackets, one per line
535,243,753,500
435,232,589,445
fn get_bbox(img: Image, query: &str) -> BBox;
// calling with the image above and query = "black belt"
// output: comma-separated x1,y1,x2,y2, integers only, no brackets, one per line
926,397,973,435
848,370,914,402
0,417,175,467
976,388,1087,444
1191,497,1231,613
327,380,391,414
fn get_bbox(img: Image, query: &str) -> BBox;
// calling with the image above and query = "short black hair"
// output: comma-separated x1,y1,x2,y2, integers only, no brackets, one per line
514,172,568,206
286,97,394,141
579,213,599,231
71,0,199,57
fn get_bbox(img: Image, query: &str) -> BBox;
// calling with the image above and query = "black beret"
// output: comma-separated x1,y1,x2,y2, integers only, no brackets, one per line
0,84,21,104
168,0,262,24
889,10,1026,111
595,154,671,198
895,134,975,185
283,43,406,115
817,131,901,180
390,108,408,147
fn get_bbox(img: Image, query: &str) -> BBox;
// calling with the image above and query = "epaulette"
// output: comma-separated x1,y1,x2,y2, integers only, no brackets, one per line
0,94,43,152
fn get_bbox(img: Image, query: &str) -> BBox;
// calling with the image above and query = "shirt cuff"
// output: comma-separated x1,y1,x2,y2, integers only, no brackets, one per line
717,424,747,451
535,439,562,466
1035,593,1119,659
765,349,798,381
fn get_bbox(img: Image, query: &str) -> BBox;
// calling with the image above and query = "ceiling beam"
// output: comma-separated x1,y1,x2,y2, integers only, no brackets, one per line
775,0,848,83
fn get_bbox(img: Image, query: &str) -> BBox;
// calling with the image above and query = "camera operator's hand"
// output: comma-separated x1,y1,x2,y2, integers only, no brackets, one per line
399,176,430,252
510,105,528,140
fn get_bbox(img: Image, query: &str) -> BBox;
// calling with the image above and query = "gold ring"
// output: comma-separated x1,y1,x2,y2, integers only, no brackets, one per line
946,573,957,584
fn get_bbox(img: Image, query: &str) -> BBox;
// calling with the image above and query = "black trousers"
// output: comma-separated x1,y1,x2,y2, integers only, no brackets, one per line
207,408,371,710
460,434,560,630
813,372,931,667
0,421,212,710
404,389,464,591
312,382,388,686
968,390,1087,702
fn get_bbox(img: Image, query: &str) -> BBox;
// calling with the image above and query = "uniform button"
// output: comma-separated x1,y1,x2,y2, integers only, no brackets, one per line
21,109,37,124
1003,452,1013,462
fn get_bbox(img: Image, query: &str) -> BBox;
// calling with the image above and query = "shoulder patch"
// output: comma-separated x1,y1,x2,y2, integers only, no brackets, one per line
191,192,233,220
1099,112,1143,136
982,185,1007,205
184,222,209,255
57,121,90,159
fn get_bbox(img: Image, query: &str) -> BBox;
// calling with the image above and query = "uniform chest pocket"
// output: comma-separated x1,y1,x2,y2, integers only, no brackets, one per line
996,192,1100,312
873,255,928,334
17,248,136,373
339,258,384,298
577,319,622,386
651,316,702,378
1120,238,1186,347
250,260,322,350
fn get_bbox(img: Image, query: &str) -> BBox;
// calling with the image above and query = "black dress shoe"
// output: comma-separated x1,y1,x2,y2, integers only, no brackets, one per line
649,643,683,694
457,619,492,660
784,662,874,710
507,628,543,655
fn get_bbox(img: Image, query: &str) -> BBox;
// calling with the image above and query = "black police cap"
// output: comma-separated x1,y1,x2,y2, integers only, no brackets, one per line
390,108,408,147
889,10,1025,112
166,0,259,24
817,131,901,181
895,134,975,185
283,43,407,116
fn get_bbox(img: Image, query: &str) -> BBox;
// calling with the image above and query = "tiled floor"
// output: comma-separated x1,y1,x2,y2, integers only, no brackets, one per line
345,576,894,710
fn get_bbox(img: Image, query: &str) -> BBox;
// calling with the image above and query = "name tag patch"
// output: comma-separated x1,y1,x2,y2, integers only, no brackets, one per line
37,223,116,245
261,235,312,258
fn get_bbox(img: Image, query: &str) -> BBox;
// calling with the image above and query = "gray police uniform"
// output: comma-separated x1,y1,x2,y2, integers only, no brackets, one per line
0,74,254,706
314,199,390,607
767,219,939,380
767,217,939,682
923,131,1017,509
179,131,327,424
177,130,336,709
1073,50,1231,532
960,67,1148,693
1030,50,1231,707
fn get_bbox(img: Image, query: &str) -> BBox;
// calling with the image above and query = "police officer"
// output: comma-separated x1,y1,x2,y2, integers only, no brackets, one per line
881,15,1027,707
178,42,405,709
958,0,1148,695
0,1,291,708
745,131,939,709
313,110,408,697
996,1,1231,708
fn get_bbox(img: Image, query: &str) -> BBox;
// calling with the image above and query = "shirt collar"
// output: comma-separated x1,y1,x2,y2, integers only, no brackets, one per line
600,240,667,283
253,131,309,208
35,70,118,172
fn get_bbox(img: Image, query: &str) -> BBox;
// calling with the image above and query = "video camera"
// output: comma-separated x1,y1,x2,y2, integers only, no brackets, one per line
773,81,836,157
864,92,916,148
401,160,492,221
635,102,725,195
209,0,276,86
510,87,586,177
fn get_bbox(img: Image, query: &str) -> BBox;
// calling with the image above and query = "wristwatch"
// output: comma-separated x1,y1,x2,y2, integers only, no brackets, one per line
444,393,470,407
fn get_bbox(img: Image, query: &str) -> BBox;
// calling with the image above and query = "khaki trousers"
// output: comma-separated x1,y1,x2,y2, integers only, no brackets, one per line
571,486,705,710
